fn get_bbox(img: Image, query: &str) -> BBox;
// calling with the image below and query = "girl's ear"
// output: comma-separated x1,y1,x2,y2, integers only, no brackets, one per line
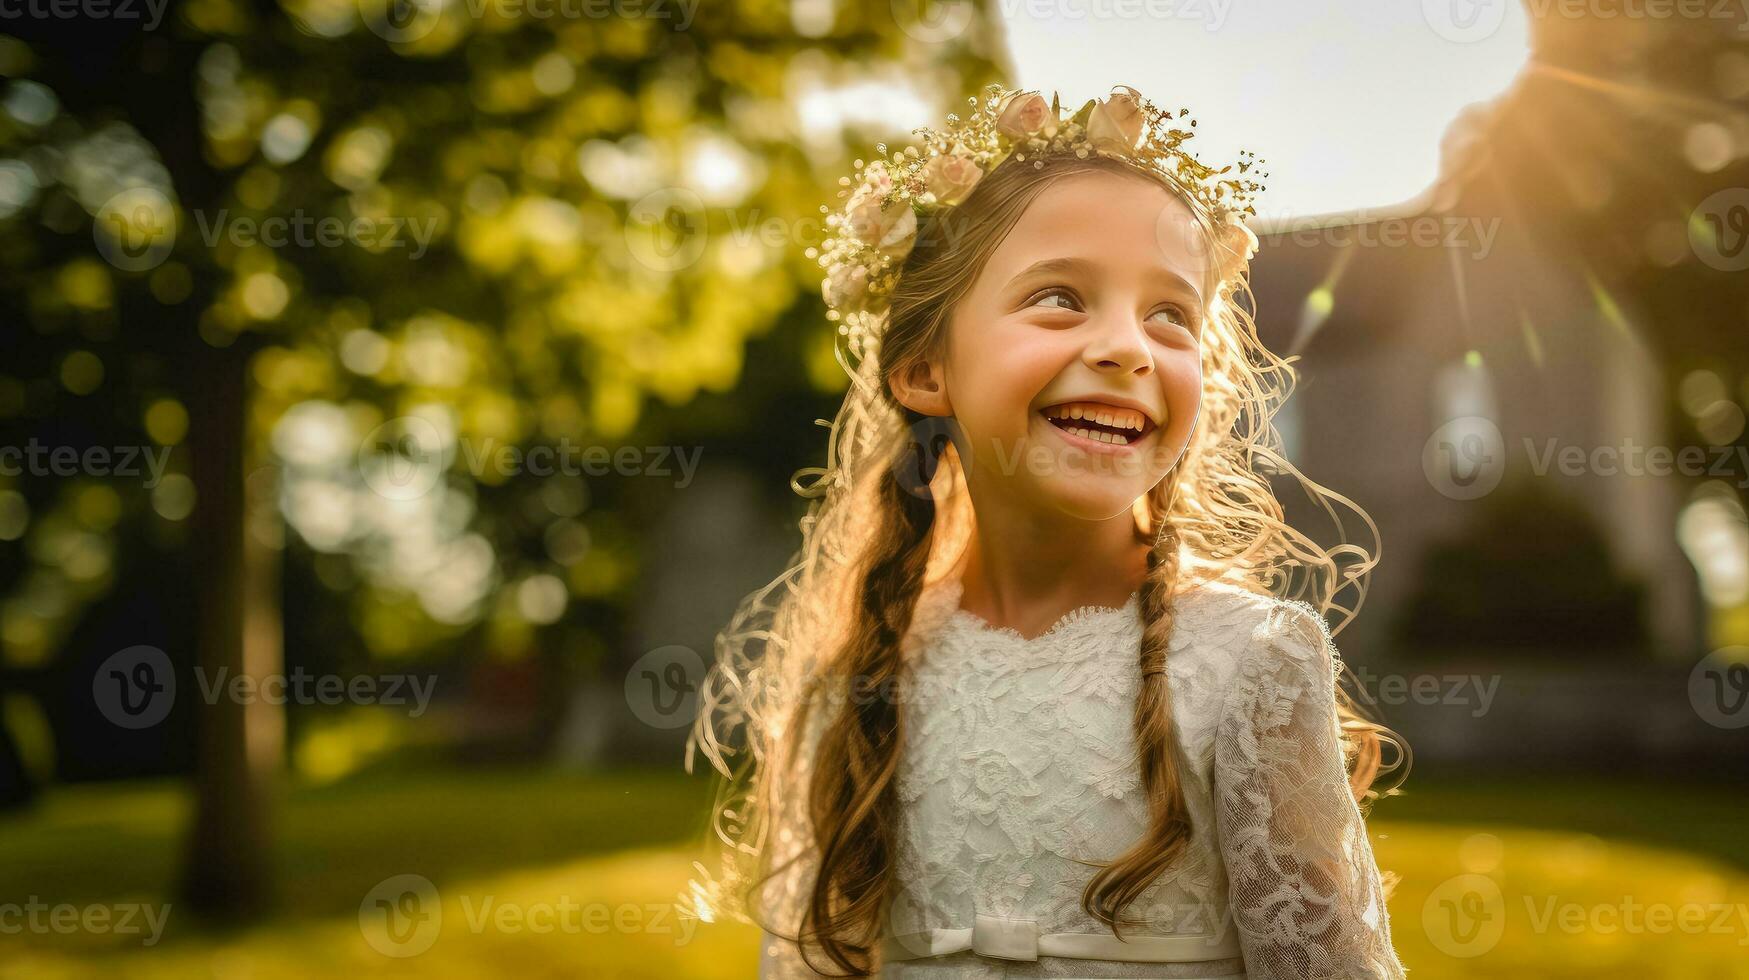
888,355,952,417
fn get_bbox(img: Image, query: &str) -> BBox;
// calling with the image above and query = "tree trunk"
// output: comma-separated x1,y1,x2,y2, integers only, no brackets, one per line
178,338,282,921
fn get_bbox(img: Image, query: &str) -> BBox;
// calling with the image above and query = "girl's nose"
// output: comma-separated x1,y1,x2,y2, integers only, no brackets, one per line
1081,312,1154,376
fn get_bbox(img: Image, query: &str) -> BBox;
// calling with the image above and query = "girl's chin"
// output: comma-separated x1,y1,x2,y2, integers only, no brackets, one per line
956,423,1170,494
1039,471,1153,509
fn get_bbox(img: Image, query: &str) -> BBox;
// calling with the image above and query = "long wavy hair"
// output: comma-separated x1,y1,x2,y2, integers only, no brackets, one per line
685,147,1408,976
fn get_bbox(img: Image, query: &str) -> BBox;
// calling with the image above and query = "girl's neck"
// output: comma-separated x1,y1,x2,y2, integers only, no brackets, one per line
953,490,1149,641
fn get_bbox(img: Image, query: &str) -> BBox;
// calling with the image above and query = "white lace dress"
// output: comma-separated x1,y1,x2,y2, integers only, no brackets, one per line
759,577,1407,980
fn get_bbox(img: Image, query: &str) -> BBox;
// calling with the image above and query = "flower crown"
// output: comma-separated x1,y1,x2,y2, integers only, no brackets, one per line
810,83,1267,358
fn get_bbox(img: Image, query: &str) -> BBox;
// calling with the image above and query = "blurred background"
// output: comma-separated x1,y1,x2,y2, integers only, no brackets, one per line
0,0,1746,977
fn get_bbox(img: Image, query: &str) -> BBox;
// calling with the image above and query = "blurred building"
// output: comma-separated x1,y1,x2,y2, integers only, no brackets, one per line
1250,202,1703,663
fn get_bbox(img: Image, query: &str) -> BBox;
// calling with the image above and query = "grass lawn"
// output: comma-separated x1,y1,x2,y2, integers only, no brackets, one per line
0,769,1744,979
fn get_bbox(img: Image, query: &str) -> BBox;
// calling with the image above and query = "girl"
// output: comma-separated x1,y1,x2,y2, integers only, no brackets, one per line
686,84,1410,980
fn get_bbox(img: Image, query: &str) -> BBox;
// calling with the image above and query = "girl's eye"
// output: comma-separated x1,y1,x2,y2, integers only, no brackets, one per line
1149,305,1192,328
1027,288,1195,333
1028,288,1082,312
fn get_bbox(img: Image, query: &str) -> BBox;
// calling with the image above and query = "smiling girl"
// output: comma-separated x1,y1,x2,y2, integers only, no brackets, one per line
687,84,1409,980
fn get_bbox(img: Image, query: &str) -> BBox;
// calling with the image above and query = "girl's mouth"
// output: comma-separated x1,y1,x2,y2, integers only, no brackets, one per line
1037,401,1157,448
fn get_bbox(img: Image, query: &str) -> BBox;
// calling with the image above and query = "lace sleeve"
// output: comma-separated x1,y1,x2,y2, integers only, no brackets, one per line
1213,603,1407,980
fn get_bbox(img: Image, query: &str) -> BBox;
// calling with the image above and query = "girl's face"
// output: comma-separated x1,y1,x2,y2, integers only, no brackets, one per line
895,169,1212,522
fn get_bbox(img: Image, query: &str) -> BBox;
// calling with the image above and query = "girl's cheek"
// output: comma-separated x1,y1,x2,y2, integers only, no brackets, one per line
981,330,1061,406
1160,351,1202,431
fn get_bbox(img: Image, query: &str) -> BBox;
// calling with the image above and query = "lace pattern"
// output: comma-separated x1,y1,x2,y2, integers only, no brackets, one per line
1213,602,1406,980
758,577,1405,980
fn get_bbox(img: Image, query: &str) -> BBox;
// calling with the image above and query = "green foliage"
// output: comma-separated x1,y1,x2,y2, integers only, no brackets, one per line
0,2,1007,655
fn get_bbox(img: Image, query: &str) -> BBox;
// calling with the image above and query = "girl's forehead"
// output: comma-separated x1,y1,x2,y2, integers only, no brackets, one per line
991,171,1213,297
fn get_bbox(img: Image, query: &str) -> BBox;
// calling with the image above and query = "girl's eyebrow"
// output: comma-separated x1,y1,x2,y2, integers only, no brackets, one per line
1007,255,1203,304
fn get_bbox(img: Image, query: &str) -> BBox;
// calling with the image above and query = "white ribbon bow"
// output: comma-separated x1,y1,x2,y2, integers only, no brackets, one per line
883,912,1243,964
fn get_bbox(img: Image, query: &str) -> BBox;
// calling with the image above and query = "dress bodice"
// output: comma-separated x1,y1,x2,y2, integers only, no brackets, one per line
759,576,1407,980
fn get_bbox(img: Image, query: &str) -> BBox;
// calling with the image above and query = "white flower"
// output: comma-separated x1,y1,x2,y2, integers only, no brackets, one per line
995,91,1054,141
822,262,870,309
845,161,916,257
921,148,982,207
1085,85,1147,155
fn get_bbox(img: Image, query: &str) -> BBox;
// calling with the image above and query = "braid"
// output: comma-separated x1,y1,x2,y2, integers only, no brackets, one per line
802,417,945,976
1138,525,1182,678
1083,510,1193,936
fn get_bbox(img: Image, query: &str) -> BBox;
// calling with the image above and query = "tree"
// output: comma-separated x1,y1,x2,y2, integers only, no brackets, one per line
0,0,1005,919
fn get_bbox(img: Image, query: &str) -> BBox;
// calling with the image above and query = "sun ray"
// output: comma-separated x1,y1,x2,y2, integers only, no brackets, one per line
1288,245,1354,357
1527,61,1749,128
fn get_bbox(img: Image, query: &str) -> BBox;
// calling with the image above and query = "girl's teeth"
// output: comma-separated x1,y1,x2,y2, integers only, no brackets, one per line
1065,426,1129,445
1043,403,1145,431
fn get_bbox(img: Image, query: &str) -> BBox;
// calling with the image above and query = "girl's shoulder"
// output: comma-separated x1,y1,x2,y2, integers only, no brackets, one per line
1169,577,1324,652
1177,578,1341,692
